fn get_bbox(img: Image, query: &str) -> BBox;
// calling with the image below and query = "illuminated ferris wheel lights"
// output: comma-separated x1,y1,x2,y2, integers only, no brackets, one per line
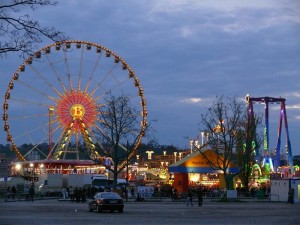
8,82,14,90
4,124,9,131
19,65,25,72
139,90,144,96
142,110,147,116
7,134,12,141
140,100,146,106
5,93,10,100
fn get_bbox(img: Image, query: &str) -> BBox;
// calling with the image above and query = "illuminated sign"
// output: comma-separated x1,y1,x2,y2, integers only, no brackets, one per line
70,104,85,119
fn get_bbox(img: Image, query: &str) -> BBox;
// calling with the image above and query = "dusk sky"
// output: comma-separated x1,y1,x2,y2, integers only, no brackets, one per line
1,0,300,156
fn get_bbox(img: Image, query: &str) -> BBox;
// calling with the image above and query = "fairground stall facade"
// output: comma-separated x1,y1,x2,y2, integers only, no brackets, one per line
168,149,239,194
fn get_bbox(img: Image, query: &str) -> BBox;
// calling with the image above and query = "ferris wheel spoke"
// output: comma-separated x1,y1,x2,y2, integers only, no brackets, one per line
28,64,63,98
47,127,66,159
91,78,131,101
23,136,49,159
16,80,58,102
45,54,68,93
77,45,85,90
93,124,111,142
84,52,103,93
108,77,132,94
90,63,119,95
9,113,49,120
13,121,48,142
10,98,51,108
93,125,129,153
62,49,74,91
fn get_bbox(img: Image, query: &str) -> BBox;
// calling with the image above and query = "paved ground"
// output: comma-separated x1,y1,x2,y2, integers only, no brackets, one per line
0,198,299,225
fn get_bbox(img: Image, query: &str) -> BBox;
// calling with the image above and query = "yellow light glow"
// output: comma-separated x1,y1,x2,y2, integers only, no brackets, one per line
70,104,85,119
15,163,21,171
189,173,200,182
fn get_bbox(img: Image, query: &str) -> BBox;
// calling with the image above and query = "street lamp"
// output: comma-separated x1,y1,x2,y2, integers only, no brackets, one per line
201,131,205,145
15,163,21,176
190,140,193,154
174,152,177,163
30,163,34,183
194,140,199,149
48,107,54,158
39,164,44,174
145,151,154,160
178,152,182,160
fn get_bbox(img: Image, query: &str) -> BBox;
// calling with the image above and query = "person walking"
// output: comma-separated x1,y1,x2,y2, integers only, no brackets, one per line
287,188,294,204
131,187,135,198
186,190,193,206
24,184,30,201
196,188,203,207
61,187,68,200
6,186,11,200
69,186,75,202
29,184,35,202
11,185,17,201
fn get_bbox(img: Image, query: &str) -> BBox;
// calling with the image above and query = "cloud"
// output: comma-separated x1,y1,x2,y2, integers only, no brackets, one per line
180,97,203,104
286,104,300,110
1,0,299,154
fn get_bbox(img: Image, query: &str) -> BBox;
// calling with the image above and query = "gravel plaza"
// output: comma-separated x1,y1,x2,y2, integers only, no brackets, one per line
0,198,299,225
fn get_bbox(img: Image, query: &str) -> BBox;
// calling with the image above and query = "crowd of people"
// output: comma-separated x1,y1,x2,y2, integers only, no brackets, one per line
6,185,17,200
6,184,35,201
4,182,295,205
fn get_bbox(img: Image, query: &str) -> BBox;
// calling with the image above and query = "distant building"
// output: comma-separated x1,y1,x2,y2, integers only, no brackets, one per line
0,153,8,177
168,149,238,193
270,178,300,203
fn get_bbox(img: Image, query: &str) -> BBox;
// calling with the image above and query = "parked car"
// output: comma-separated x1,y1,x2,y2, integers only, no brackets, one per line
88,192,124,213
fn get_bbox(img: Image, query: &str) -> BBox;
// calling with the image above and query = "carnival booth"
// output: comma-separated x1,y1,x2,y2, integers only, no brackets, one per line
168,150,239,194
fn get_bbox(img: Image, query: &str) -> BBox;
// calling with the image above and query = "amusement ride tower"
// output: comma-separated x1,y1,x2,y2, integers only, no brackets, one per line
246,95,293,172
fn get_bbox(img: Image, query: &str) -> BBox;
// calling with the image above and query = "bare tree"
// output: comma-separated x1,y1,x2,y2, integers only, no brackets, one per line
196,96,247,191
94,93,147,189
235,112,263,194
0,0,67,57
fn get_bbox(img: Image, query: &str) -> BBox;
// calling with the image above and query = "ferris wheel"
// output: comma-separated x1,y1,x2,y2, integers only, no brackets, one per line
3,40,147,164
